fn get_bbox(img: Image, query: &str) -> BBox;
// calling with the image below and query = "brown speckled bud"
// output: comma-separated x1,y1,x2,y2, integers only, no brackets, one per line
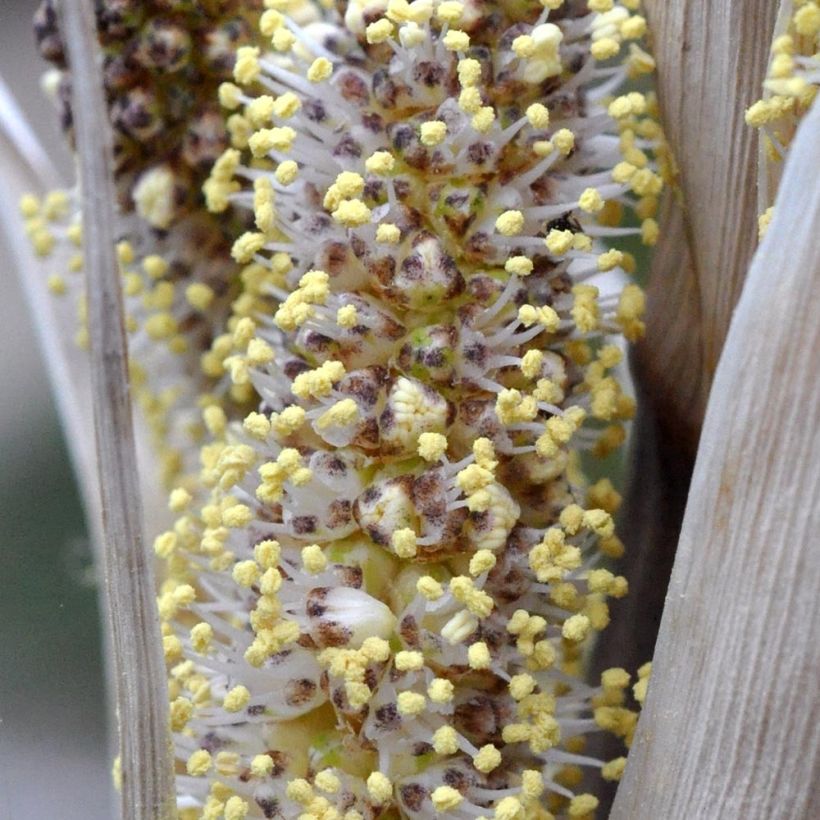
136,18,192,73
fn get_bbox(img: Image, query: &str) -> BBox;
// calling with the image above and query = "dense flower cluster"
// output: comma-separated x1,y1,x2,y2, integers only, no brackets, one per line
24,0,267,481
139,1,665,817
746,0,819,237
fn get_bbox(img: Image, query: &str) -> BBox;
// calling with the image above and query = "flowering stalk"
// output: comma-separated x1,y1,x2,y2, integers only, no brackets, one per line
144,1,666,817
55,2,174,817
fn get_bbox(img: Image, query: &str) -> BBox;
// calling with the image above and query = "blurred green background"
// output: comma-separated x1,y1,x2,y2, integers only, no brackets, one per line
0,1,110,816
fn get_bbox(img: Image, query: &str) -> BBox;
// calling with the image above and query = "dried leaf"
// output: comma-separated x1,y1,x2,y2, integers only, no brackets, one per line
56,3,175,818
612,97,820,820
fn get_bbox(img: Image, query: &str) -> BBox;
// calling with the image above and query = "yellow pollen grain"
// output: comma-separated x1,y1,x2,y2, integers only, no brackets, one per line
336,304,358,328
432,725,459,755
223,685,251,713
366,151,395,175
443,30,470,51
397,691,426,716
505,256,533,277
473,744,502,773
468,641,491,669
232,559,260,588
234,46,261,84
553,128,575,155
420,120,447,146
494,796,523,819
395,650,424,671
391,527,418,558
428,678,454,703
495,210,525,236
472,106,496,132
417,431,447,461
366,19,394,44
579,187,605,213
376,223,401,243
186,749,212,776
332,199,371,227
275,160,298,185
366,772,392,805
545,228,574,256
469,549,496,576
185,282,215,311
251,754,274,777
431,786,463,812
526,103,550,128
301,544,327,574
307,57,333,82
457,58,481,87
562,613,591,642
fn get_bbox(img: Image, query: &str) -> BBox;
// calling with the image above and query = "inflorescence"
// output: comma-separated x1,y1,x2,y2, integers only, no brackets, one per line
25,0,668,817
150,1,663,817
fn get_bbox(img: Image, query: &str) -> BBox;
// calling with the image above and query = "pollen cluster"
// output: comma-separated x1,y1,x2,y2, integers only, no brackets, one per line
147,1,664,817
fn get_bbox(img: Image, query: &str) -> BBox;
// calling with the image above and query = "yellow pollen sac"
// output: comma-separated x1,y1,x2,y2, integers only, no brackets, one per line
366,772,393,806
468,641,492,669
301,544,328,574
602,756,627,781
275,160,298,185
397,691,427,716
186,749,212,776
332,199,372,227
395,650,424,671
469,549,496,576
432,725,459,755
316,398,359,429
494,796,524,819
428,678,454,703
314,769,341,794
417,431,448,461
545,228,574,256
431,786,463,812
562,613,592,642
437,1,464,24
376,223,401,243
579,187,605,213
224,796,249,820
336,305,359,328
505,255,533,277
308,57,333,82
518,304,560,332
473,743,502,773
366,18,394,44
234,46,261,85
291,360,346,400
526,103,550,129
223,685,251,712
250,754,275,778
443,30,470,51
495,210,525,236
366,151,395,175
553,128,575,155
568,794,600,817
472,106,496,132
457,58,481,87
391,528,418,558
420,120,448,146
